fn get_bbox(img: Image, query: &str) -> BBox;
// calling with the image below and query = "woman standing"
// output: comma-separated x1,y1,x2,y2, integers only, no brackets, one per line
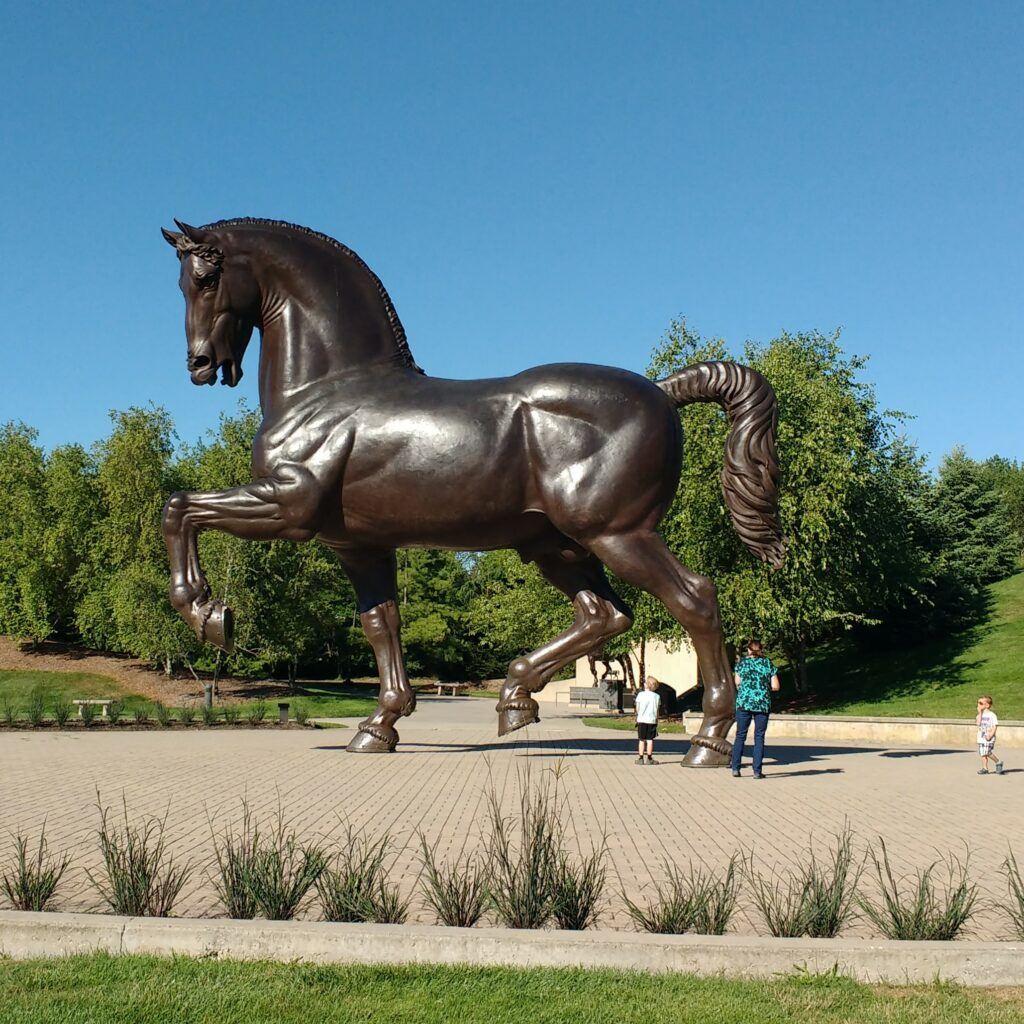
730,640,780,779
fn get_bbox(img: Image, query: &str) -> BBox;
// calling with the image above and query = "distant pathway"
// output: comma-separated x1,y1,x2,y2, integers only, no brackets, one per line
2,695,1021,936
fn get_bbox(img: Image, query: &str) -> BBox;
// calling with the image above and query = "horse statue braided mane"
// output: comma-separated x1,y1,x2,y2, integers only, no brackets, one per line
202,217,423,374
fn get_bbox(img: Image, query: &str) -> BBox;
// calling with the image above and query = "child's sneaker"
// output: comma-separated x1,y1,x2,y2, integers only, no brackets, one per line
646,756,659,765
977,768,989,775
635,756,644,765
996,760,1005,775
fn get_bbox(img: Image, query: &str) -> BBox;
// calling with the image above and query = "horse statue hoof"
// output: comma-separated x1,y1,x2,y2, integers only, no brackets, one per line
346,723,398,753
681,734,732,768
497,699,540,737
195,600,235,653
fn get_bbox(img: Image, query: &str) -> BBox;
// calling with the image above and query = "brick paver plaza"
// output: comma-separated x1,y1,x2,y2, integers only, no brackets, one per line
3,697,1022,936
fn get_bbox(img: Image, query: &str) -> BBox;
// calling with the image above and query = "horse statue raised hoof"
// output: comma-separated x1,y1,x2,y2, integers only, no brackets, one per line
160,218,785,762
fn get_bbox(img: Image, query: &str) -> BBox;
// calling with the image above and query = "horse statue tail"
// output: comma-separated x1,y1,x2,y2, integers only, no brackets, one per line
657,361,785,569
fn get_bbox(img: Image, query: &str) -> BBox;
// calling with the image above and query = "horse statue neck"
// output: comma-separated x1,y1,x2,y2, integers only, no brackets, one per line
217,221,419,410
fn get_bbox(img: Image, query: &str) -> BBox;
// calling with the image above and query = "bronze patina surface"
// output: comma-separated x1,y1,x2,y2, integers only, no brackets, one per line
161,218,784,765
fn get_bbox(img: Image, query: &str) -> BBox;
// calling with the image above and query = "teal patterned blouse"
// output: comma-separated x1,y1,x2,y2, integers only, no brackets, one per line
734,656,777,713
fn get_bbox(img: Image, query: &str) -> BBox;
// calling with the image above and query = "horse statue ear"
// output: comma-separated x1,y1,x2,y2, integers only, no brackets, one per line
162,226,186,251
175,219,208,243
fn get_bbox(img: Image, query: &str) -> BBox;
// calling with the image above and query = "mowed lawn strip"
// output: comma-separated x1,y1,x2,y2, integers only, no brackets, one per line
3,955,1024,1024
0,670,378,721
0,669,148,715
802,572,1024,719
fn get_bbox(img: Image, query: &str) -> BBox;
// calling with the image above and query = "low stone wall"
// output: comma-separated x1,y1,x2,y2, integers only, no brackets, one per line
1,912,1022,986
678,712,1024,750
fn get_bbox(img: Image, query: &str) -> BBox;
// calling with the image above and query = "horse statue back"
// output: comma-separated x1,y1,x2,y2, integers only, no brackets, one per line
160,218,783,766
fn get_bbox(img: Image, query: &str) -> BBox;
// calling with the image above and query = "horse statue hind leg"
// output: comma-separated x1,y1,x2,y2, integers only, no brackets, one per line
495,549,632,735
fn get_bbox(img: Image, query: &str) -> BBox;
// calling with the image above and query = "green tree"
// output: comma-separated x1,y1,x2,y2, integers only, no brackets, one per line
650,321,929,691
76,407,196,673
978,456,1024,560
913,448,1020,629
43,443,101,638
0,423,52,644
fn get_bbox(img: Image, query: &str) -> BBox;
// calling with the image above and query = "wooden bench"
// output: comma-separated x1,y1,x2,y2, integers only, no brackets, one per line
74,699,113,718
436,682,471,696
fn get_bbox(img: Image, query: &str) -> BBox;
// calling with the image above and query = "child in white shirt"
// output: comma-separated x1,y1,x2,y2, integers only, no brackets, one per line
634,676,661,766
976,695,1005,775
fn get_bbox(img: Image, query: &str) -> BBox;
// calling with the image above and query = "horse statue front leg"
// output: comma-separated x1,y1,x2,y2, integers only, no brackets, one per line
161,468,319,651
328,545,416,753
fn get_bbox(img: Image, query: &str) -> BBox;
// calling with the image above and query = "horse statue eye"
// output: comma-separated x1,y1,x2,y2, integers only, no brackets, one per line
194,271,220,290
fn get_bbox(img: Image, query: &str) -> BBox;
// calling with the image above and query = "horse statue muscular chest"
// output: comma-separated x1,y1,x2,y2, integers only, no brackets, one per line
161,218,784,766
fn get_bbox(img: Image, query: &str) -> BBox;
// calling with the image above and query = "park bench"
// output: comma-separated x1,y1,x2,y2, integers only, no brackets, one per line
436,682,471,696
73,699,113,718
568,686,604,707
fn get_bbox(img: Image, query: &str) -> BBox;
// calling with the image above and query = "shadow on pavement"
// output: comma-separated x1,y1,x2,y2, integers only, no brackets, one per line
313,736,969,768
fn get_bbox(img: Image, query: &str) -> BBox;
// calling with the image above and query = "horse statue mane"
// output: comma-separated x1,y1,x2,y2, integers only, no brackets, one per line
201,217,424,374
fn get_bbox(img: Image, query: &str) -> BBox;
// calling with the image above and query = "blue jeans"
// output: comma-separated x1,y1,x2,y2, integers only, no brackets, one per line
731,708,769,774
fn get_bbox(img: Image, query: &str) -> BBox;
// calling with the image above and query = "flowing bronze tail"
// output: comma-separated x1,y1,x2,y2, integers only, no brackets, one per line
657,361,785,568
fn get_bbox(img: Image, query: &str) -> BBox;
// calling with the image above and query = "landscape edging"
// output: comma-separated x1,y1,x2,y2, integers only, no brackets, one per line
676,712,1024,750
1,912,1022,986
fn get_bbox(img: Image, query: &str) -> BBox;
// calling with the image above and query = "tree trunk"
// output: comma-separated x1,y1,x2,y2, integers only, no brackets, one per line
638,635,646,684
288,656,298,694
164,654,172,678
787,639,809,694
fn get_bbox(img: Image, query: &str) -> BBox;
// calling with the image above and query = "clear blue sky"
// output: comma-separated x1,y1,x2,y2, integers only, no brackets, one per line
2,2,1021,465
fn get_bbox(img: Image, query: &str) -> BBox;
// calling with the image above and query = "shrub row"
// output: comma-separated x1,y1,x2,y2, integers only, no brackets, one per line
0,695,311,728
2,792,1021,941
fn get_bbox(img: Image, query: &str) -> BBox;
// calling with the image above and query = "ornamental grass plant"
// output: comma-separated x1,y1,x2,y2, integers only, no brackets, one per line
1,825,71,911
746,828,861,938
107,700,123,725
1004,848,1024,939
52,698,72,727
483,774,559,929
418,834,488,928
623,857,738,935
244,811,326,921
90,797,190,917
549,837,608,930
27,688,46,727
318,825,407,923
857,838,976,941
209,803,261,919
178,705,196,727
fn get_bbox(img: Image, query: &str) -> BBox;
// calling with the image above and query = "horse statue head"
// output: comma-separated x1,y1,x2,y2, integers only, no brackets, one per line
161,220,259,387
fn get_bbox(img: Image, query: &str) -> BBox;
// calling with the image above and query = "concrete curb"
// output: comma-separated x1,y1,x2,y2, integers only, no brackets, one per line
2,912,1022,986
676,712,1024,750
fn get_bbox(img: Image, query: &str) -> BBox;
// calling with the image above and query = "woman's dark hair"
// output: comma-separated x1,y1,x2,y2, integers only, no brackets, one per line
746,639,763,656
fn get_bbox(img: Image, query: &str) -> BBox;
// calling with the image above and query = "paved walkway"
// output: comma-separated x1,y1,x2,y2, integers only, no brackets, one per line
2,697,1021,936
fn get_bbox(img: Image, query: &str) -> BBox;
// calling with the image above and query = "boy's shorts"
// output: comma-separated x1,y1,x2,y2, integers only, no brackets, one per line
979,739,996,756
637,722,657,741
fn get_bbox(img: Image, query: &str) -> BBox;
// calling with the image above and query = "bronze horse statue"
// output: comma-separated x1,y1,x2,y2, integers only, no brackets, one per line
160,218,784,766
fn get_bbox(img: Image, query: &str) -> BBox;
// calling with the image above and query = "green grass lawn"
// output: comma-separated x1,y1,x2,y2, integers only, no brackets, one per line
583,716,686,734
1,955,1022,1024
800,572,1024,719
0,670,377,723
0,669,149,715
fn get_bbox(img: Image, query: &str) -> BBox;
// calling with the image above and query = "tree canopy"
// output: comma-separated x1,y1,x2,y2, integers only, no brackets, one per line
0,322,1017,695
